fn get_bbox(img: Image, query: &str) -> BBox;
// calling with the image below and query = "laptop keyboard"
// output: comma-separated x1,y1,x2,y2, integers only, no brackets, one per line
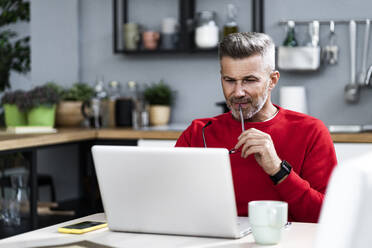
237,217,251,236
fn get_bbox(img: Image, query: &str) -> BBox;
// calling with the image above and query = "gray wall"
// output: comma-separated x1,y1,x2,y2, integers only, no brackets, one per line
31,0,79,87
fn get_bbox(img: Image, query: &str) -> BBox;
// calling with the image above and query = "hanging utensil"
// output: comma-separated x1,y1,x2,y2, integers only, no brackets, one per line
308,20,320,47
359,19,371,86
344,20,360,103
323,21,339,64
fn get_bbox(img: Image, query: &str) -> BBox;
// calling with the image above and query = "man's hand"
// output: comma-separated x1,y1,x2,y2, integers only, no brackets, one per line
234,128,282,176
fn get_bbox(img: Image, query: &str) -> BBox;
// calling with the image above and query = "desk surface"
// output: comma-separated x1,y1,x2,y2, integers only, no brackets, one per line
0,213,318,248
0,127,370,151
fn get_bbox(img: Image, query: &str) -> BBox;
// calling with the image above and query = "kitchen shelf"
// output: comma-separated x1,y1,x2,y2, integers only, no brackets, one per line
120,48,218,55
112,0,264,55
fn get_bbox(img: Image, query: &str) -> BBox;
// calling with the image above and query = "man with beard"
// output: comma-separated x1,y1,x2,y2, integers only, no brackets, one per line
175,32,337,223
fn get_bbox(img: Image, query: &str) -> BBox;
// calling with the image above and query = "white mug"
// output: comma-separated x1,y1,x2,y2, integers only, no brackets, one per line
248,201,288,245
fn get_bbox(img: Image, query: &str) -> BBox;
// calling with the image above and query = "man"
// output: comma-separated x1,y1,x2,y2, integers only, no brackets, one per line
175,32,337,223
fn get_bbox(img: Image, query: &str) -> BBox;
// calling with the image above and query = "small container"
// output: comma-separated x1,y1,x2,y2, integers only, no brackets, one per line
223,4,239,37
277,46,321,71
195,11,219,49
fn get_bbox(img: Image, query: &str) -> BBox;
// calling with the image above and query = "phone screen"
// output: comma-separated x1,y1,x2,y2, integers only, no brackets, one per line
62,221,105,230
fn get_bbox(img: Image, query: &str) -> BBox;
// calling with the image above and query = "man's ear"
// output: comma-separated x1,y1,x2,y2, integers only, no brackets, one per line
269,71,280,90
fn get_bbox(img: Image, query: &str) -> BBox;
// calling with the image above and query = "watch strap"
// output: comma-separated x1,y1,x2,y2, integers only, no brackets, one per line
270,160,292,184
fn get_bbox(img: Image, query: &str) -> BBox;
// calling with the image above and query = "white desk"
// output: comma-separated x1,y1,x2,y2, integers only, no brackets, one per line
0,213,317,248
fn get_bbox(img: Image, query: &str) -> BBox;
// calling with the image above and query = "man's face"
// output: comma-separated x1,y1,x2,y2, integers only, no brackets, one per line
220,55,273,121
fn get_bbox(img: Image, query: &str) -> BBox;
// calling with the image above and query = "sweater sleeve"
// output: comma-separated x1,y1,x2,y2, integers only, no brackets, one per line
274,120,337,223
175,123,193,147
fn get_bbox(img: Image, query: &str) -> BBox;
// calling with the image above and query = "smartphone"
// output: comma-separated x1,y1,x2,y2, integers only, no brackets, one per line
58,221,108,234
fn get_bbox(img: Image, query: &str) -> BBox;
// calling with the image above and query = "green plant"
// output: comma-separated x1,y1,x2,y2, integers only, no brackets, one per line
144,80,174,106
0,0,30,91
1,89,27,111
26,85,60,109
61,82,95,102
45,81,64,98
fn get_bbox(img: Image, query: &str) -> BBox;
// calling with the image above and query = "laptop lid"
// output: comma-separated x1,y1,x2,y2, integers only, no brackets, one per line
92,146,242,238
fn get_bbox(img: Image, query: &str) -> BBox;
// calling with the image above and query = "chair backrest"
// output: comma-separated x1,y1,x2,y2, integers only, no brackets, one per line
314,151,372,248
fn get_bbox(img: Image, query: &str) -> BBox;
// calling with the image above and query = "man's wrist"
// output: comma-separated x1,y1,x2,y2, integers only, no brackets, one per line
268,161,282,176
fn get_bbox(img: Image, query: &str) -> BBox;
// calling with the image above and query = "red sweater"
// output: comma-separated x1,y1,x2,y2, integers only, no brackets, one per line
175,106,337,223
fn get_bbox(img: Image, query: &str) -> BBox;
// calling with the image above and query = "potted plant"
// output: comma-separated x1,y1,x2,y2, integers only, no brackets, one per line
143,80,174,126
26,85,60,126
55,82,95,127
1,90,27,126
0,1,30,92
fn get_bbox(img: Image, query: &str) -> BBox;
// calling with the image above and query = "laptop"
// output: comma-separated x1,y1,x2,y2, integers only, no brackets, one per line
91,145,251,239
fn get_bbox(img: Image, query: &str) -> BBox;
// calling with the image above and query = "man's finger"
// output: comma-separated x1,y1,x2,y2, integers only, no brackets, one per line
241,139,266,155
241,145,263,159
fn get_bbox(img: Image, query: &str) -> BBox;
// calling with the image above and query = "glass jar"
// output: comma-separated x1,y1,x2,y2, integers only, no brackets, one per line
223,4,239,37
195,11,219,49
1,173,29,226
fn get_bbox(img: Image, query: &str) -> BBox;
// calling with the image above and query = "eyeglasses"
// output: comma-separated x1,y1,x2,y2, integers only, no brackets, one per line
203,105,245,154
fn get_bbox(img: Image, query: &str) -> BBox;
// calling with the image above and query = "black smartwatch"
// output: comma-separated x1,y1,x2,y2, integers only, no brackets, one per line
270,160,292,185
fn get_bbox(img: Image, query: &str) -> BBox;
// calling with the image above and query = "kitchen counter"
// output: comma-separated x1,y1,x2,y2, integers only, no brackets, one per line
0,128,182,152
330,132,372,143
0,128,371,151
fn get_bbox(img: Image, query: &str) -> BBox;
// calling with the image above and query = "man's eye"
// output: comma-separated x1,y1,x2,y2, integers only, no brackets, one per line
243,78,257,83
225,78,235,83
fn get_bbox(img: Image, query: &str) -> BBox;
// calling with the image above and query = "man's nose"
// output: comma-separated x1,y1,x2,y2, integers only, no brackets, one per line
233,83,245,97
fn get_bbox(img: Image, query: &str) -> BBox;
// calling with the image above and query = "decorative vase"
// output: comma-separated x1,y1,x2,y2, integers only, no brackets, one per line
149,105,170,126
27,105,56,127
56,101,84,127
3,104,27,127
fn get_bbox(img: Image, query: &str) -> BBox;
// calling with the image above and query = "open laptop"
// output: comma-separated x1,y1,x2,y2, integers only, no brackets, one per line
91,145,251,239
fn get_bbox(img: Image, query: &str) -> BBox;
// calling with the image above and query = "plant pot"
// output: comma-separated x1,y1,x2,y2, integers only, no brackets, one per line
3,104,27,127
27,105,56,127
149,105,170,126
56,101,84,127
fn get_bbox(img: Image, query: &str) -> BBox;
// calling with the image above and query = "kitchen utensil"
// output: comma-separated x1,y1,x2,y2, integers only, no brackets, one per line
359,19,370,86
115,98,133,127
344,20,360,103
308,20,319,47
81,98,102,128
323,21,339,64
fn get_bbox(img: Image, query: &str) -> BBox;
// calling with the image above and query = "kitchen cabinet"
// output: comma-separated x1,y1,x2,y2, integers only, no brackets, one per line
112,0,264,55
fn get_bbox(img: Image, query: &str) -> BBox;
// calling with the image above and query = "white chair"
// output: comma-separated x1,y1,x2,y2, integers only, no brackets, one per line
314,151,372,248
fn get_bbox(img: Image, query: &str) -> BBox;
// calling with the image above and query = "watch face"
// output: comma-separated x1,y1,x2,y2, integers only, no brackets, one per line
282,160,292,173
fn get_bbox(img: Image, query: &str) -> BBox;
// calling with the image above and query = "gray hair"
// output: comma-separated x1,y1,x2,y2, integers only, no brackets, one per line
218,32,275,71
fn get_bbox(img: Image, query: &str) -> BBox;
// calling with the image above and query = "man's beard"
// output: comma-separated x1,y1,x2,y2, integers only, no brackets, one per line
226,88,269,121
